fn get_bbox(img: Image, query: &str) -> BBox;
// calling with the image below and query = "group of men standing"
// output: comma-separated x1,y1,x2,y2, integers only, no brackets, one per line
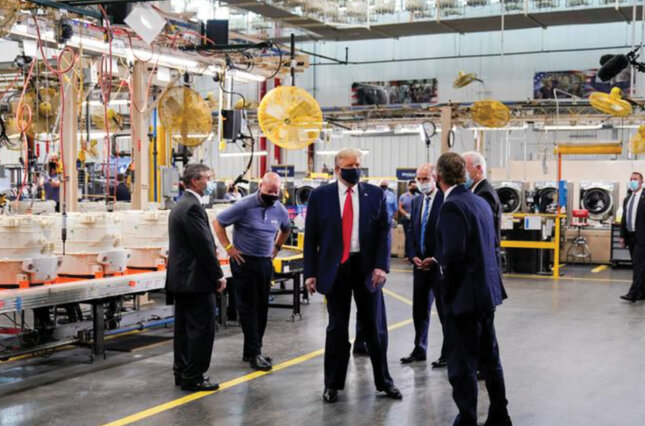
164,149,511,425
303,149,511,426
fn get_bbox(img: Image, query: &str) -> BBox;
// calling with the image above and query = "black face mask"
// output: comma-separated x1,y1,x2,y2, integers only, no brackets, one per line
340,168,361,185
260,193,279,207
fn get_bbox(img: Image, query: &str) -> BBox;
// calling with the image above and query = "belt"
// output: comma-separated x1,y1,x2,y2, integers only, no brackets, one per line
241,254,272,261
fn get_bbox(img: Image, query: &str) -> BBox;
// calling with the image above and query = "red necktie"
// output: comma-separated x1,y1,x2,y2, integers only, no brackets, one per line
341,187,353,264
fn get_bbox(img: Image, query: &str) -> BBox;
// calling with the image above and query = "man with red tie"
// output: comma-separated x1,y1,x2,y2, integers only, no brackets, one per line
304,148,401,403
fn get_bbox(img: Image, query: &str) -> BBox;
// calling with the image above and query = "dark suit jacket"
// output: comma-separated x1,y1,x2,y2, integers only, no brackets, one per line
409,190,444,260
436,185,505,316
473,179,502,244
304,181,391,295
165,192,223,295
620,190,645,245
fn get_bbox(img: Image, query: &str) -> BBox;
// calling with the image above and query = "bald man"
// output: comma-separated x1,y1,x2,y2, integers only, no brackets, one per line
214,172,291,371
400,163,447,366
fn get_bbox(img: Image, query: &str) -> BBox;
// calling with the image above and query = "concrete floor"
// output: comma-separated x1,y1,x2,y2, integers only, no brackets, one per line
1,260,645,425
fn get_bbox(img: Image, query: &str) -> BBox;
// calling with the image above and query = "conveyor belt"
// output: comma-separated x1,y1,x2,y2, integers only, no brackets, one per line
0,266,231,315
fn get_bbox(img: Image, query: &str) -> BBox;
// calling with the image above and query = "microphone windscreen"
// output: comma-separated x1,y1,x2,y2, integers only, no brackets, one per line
599,54,615,66
597,54,629,82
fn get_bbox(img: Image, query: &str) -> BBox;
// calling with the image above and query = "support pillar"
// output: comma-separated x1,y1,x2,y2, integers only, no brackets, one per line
61,50,78,212
131,60,149,210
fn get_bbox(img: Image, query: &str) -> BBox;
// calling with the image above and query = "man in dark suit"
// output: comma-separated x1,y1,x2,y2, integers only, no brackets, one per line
166,164,226,391
435,152,511,426
400,163,446,366
304,148,402,403
463,151,508,380
463,151,502,240
620,171,645,302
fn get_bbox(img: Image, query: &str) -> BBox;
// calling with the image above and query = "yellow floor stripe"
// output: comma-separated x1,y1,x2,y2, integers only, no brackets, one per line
591,265,609,273
390,268,413,274
104,296,414,426
504,273,630,283
382,288,413,305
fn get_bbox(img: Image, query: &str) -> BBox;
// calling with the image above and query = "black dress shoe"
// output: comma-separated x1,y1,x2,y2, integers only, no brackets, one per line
484,416,513,426
352,342,369,356
180,378,220,392
243,355,273,364
322,387,338,403
378,385,403,400
431,357,447,369
400,352,426,364
249,354,272,371
620,294,637,303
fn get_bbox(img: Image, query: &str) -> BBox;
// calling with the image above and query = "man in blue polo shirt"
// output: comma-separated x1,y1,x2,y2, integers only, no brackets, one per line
213,172,291,371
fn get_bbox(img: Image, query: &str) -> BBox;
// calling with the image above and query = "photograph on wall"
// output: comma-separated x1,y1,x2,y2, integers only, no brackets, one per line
533,69,631,99
351,79,438,105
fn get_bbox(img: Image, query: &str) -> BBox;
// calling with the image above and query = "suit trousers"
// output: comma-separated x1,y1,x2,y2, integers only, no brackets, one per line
444,310,509,426
173,292,216,385
231,256,273,358
626,242,645,299
412,267,446,358
400,217,413,259
324,255,393,390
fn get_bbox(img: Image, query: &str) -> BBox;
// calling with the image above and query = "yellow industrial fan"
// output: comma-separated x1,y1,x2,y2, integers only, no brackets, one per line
630,125,645,154
8,88,61,137
158,86,213,147
453,71,483,89
589,87,632,117
0,0,22,38
235,98,258,110
471,100,511,128
257,86,322,150
89,107,124,131
79,139,99,162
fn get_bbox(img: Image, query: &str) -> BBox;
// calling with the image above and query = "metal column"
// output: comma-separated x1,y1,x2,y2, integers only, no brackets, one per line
61,50,79,212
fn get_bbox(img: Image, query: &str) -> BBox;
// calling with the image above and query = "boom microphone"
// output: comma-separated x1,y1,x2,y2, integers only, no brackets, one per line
599,54,616,66
597,54,629,82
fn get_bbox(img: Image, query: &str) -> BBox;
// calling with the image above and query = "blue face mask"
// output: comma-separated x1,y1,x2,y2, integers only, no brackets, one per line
204,181,216,196
629,180,640,191
340,168,361,185
464,174,474,189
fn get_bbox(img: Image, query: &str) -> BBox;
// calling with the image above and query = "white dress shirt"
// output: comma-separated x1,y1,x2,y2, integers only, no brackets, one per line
444,185,458,200
185,189,202,201
628,189,642,232
420,190,436,222
338,179,360,252
471,179,484,193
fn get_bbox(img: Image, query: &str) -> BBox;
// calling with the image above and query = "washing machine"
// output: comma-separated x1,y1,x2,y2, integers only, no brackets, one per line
579,181,619,222
492,181,528,213
533,181,558,213
294,179,328,206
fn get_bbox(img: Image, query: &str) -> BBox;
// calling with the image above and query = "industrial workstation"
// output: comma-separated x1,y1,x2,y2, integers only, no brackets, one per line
1,1,644,425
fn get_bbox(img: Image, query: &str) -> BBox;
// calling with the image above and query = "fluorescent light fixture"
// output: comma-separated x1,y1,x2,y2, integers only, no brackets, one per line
543,124,603,131
12,24,220,76
468,124,528,132
229,69,266,82
316,150,370,156
614,124,642,129
342,126,390,136
78,132,131,140
83,99,130,107
395,125,423,135
219,151,268,157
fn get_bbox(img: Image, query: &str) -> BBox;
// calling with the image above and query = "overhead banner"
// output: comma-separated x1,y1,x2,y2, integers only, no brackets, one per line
351,79,438,105
533,69,631,99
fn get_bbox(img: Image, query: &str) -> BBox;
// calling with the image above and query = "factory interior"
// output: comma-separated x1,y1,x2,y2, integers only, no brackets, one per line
1,0,645,425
